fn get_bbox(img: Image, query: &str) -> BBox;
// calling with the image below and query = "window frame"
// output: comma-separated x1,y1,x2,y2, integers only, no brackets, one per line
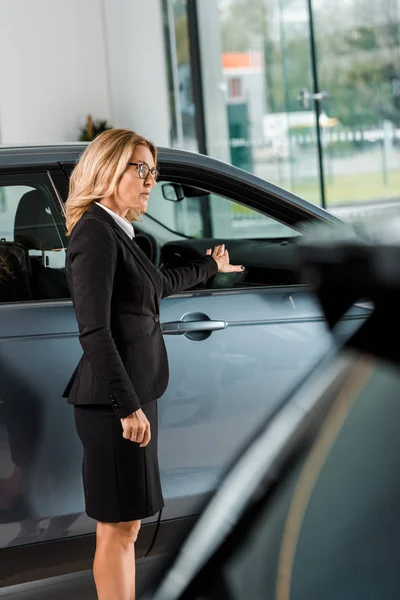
61,156,337,230
0,168,69,305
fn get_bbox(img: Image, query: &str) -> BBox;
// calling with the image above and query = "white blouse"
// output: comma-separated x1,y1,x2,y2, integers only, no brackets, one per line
95,202,135,240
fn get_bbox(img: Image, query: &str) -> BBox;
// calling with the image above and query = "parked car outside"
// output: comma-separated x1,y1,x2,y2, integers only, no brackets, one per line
0,144,367,587
143,233,400,600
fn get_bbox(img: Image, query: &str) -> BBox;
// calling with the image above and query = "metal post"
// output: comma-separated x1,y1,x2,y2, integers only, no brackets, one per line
307,0,326,209
186,0,212,237
187,0,207,156
278,0,296,193
382,120,390,186
166,0,184,148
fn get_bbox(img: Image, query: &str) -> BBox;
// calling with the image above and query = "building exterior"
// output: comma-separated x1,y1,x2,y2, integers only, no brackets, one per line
223,51,265,147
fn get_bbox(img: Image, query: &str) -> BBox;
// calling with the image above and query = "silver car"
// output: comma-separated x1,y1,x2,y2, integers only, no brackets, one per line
0,144,366,587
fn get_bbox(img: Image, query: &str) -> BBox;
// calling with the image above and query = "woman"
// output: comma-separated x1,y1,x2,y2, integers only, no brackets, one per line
63,129,244,600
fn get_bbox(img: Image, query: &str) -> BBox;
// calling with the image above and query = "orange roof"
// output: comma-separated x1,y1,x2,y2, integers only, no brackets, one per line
222,52,262,69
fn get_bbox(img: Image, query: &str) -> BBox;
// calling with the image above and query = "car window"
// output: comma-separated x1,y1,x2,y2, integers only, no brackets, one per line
0,173,69,303
147,182,298,240
144,180,300,290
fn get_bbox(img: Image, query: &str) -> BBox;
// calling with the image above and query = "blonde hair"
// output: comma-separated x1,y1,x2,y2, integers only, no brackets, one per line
65,128,157,236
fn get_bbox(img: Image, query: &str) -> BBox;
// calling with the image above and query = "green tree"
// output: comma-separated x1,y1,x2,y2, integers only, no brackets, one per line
221,0,269,52
314,0,400,127
175,12,190,65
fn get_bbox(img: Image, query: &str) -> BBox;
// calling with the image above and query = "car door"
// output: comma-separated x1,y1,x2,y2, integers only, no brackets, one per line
0,168,82,552
137,165,367,528
59,152,366,553
0,167,162,561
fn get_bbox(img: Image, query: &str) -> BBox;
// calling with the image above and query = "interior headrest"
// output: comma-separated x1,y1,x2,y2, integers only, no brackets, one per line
14,189,64,250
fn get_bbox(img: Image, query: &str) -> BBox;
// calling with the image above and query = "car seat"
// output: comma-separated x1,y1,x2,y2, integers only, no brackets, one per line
14,190,69,300
135,231,160,266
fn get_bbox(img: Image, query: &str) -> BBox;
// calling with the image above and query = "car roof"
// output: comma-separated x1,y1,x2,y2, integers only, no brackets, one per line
0,143,224,168
0,143,342,225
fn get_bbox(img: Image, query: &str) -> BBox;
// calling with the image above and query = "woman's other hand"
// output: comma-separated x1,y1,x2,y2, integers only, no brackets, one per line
120,409,151,447
206,244,244,273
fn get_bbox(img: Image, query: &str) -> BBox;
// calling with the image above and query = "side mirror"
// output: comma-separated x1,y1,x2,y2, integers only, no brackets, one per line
162,183,185,202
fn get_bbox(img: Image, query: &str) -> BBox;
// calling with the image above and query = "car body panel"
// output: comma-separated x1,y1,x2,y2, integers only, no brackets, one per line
158,287,367,521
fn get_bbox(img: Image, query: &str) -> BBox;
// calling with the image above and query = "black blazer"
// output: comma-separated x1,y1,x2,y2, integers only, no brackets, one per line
62,203,218,418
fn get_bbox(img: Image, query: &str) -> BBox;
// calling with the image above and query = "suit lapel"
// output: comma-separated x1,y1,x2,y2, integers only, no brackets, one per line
113,225,161,298
85,203,161,299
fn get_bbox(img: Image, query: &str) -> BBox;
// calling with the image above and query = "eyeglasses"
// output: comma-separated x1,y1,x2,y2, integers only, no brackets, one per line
129,162,159,181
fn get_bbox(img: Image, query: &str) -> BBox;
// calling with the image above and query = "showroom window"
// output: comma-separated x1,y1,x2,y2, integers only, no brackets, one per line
163,0,198,151
165,0,400,216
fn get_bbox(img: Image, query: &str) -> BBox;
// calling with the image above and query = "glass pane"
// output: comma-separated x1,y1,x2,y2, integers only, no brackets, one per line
0,180,68,302
146,182,297,239
313,0,400,213
208,194,297,238
163,0,198,151
0,185,34,241
215,0,322,204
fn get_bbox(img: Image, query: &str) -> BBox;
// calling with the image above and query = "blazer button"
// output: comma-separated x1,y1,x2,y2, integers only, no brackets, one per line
154,314,159,323
109,394,119,409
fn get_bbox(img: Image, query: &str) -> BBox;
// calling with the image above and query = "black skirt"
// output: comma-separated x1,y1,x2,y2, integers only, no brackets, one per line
74,400,164,522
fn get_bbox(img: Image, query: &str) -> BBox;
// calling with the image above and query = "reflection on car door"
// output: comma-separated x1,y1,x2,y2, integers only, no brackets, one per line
0,169,86,550
145,184,326,523
158,286,333,520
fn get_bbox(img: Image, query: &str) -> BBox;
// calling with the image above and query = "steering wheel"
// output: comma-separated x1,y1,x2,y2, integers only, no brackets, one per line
159,242,205,270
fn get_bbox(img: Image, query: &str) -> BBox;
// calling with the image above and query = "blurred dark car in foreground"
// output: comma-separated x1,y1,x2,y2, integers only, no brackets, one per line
143,234,400,600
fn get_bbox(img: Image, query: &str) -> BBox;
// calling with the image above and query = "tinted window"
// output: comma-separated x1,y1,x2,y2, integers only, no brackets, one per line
147,182,297,239
0,173,69,302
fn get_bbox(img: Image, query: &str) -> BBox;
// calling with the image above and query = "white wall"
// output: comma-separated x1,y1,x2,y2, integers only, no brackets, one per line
0,0,170,146
0,0,111,144
103,0,171,146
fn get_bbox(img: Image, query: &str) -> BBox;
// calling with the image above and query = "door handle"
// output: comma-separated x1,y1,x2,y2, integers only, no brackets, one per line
162,320,228,335
297,88,329,109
